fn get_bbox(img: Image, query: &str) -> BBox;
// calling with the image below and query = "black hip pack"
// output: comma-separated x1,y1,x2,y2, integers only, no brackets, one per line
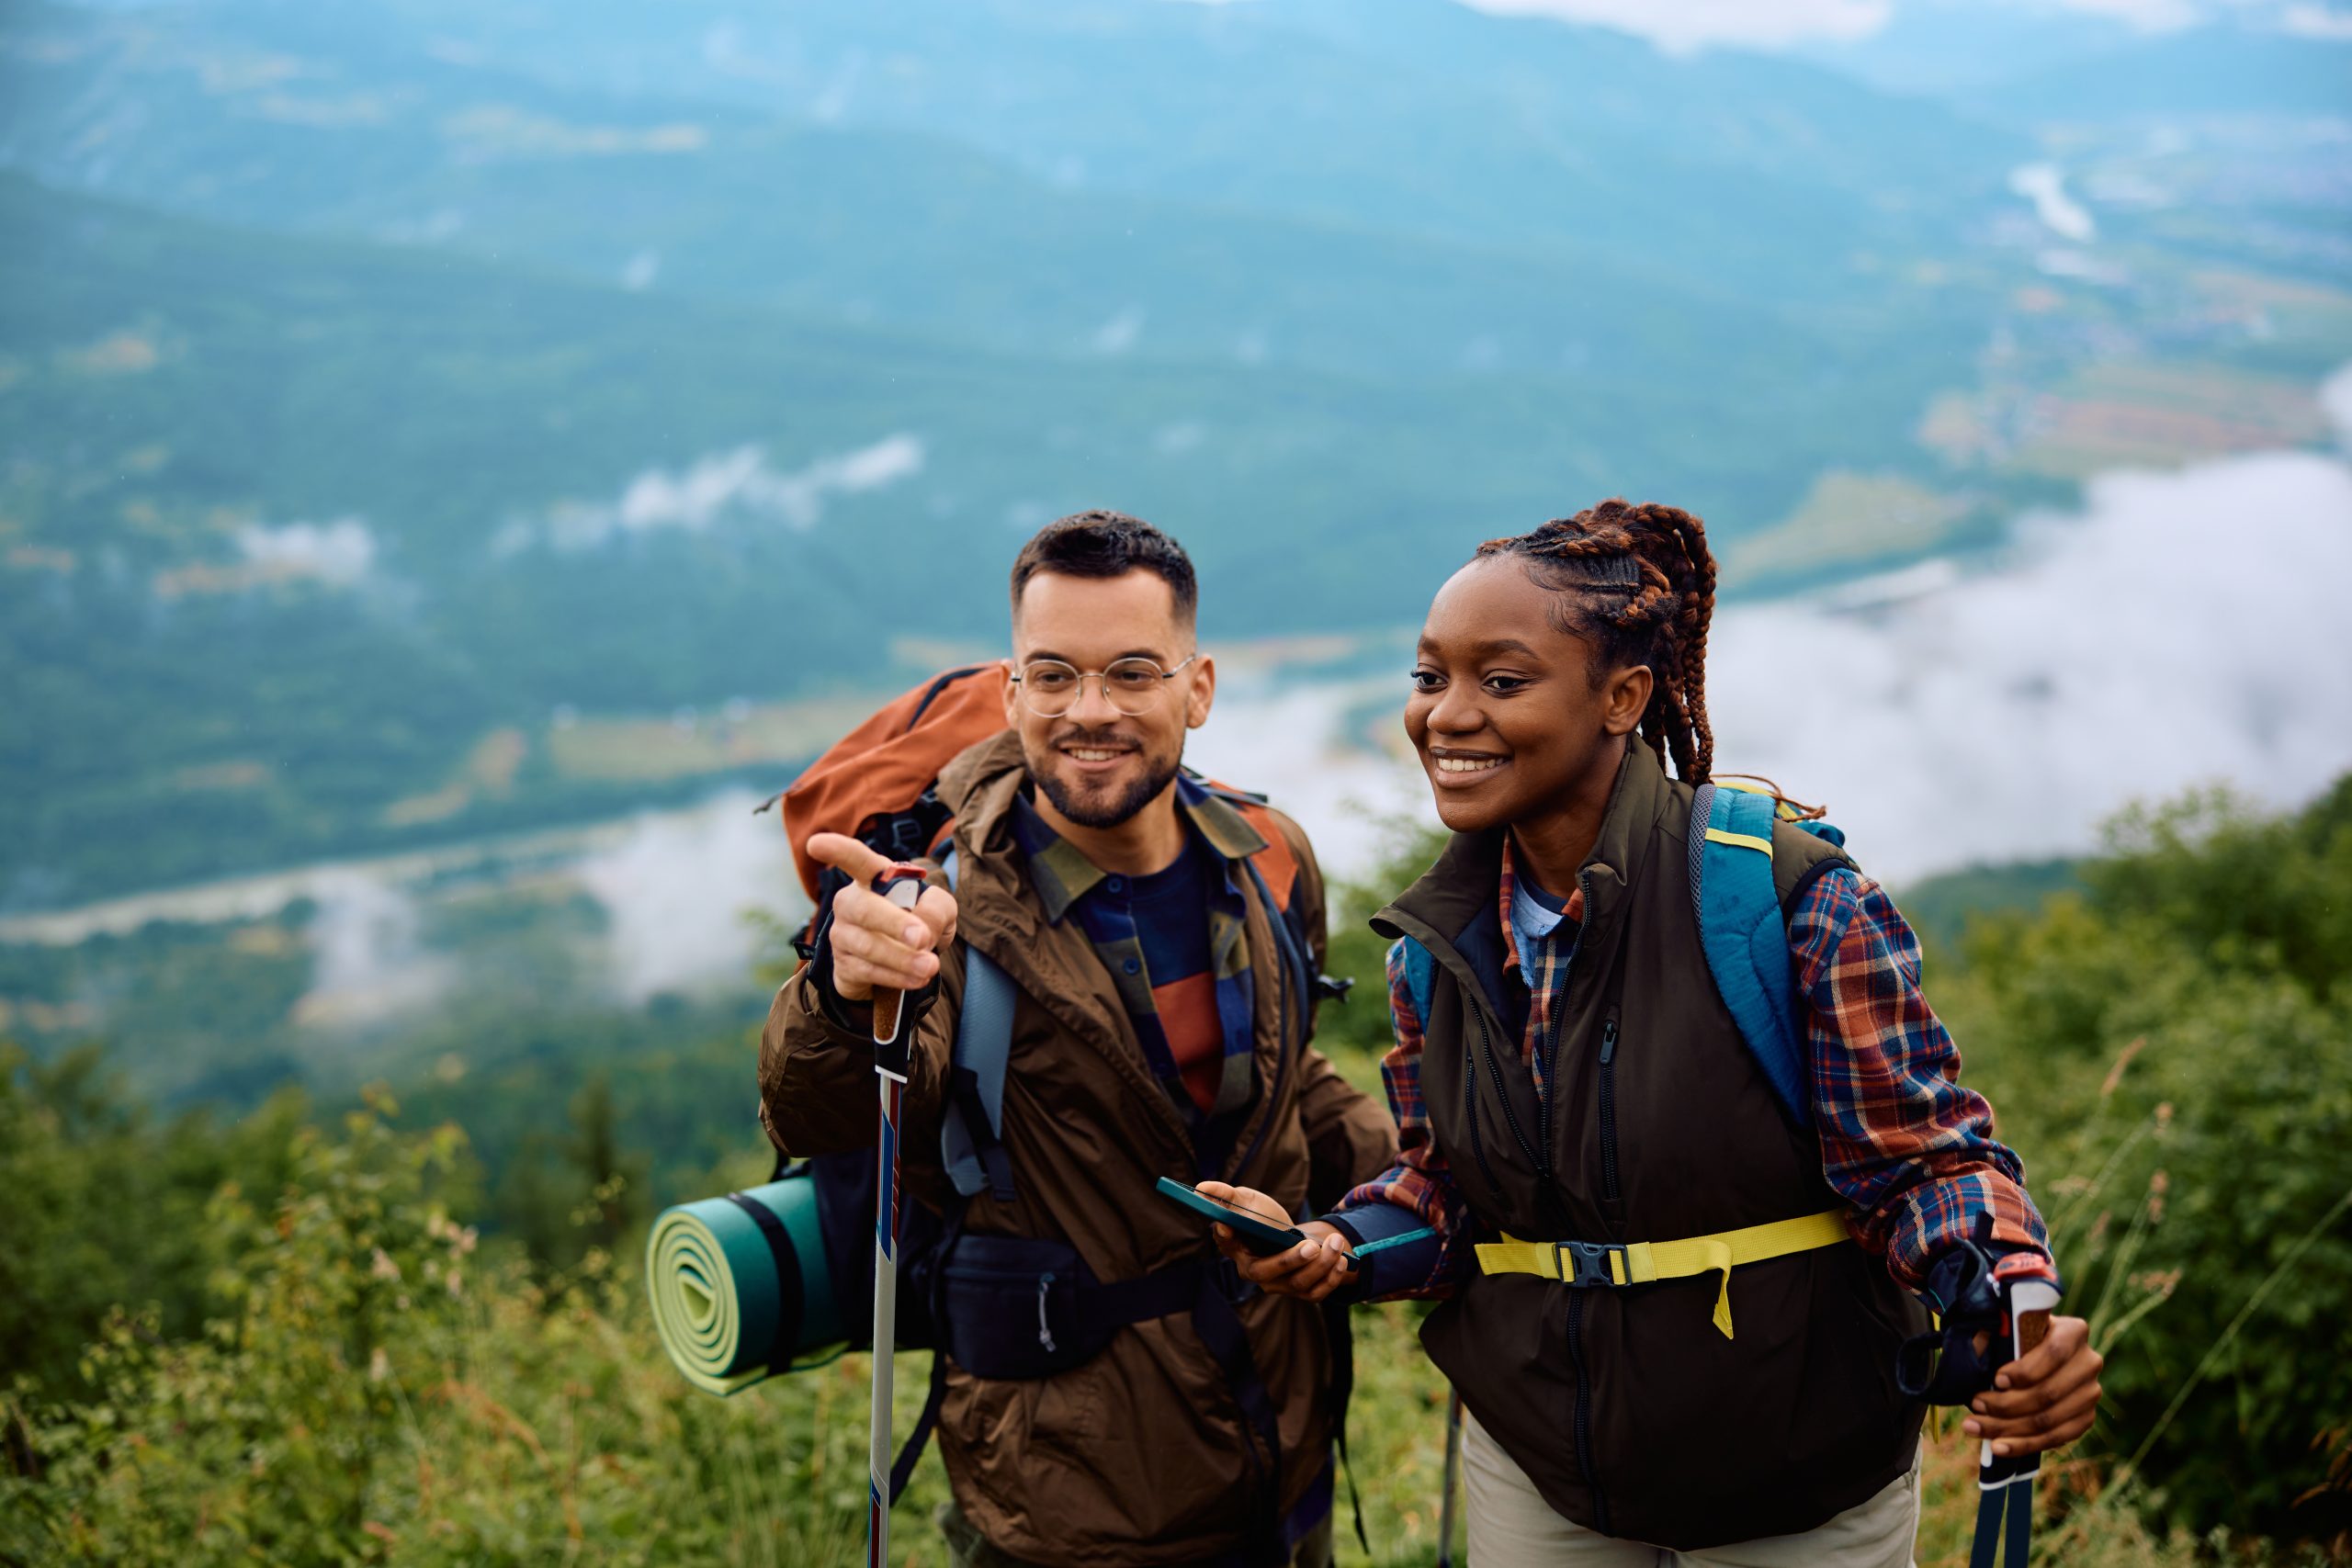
935,1232,1241,1382
937,1232,1216,1381
917,1225,1295,1563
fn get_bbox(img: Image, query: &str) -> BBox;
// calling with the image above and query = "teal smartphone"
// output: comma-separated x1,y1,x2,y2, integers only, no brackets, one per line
1154,1177,1310,1257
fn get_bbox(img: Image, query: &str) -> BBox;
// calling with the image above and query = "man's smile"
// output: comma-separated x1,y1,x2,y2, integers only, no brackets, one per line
1055,735,1142,774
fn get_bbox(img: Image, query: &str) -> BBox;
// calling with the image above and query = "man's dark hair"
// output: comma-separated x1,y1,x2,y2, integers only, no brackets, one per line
1010,510,1198,625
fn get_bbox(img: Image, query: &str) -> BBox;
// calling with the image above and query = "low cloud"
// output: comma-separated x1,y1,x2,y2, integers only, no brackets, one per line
239,516,377,586
1189,438,2350,891
2281,4,2352,38
2039,0,2202,30
2011,164,2097,243
154,515,379,599
505,435,924,554
1453,0,2291,51
294,872,454,1028
1091,308,1145,355
2322,362,2352,438
1709,447,2352,882
573,791,808,1002
1187,682,1434,886
1453,0,1890,51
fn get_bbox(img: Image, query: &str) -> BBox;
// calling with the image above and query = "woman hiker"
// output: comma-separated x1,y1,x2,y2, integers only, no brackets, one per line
1202,501,2105,1565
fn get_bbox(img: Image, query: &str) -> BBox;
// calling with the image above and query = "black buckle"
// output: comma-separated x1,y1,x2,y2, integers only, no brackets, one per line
1558,1240,1625,1289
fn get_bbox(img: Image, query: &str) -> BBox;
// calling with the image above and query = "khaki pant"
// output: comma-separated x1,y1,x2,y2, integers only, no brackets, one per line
936,1498,1336,1568
1461,1412,1920,1568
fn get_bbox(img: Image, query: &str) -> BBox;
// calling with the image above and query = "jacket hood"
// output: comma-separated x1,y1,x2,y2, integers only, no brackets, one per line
937,728,1032,854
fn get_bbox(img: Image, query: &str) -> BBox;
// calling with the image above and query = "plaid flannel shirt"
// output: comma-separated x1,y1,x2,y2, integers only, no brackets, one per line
1333,837,2054,1298
1008,776,1278,1165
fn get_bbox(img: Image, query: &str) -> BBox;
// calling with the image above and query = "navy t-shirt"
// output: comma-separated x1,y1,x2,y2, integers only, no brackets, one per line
1091,835,1224,1115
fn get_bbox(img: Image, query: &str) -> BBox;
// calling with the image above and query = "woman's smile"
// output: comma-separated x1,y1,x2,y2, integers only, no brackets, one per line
1430,747,1510,784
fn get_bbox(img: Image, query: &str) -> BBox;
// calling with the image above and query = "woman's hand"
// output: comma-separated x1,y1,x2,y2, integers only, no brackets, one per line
1194,1181,1357,1303
1962,1314,2103,1458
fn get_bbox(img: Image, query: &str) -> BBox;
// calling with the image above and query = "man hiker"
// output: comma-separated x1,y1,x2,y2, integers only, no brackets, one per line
758,512,1398,1566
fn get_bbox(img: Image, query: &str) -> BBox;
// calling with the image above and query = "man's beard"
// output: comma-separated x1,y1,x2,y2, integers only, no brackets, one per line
1031,733,1182,829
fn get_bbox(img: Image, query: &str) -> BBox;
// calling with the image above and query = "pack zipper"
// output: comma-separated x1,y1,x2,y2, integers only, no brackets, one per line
1598,1014,1622,1203
1035,1272,1057,1354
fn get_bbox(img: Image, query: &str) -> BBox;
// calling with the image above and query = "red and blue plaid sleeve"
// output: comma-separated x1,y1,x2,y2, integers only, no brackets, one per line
1792,868,2054,1291
1325,939,1475,1296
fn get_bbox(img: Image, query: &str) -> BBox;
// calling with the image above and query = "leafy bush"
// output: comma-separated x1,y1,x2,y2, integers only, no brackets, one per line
0,1089,916,1566
0,1043,306,1398
1939,779,2352,1541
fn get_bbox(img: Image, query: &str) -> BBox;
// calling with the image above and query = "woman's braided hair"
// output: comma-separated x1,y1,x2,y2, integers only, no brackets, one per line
1475,498,1718,784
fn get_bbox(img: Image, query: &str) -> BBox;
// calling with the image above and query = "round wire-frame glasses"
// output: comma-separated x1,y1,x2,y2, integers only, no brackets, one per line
1008,653,1199,717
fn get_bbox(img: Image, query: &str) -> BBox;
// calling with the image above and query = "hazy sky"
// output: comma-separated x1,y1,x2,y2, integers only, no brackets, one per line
1450,0,2352,51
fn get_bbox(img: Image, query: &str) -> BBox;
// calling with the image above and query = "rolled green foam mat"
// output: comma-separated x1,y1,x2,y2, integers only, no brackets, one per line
646,1177,843,1395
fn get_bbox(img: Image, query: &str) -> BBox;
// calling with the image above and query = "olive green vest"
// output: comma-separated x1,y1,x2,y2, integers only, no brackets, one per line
1373,742,1928,1551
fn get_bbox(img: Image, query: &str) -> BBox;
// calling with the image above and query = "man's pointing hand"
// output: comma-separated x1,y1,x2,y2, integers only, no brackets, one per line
806,831,959,1002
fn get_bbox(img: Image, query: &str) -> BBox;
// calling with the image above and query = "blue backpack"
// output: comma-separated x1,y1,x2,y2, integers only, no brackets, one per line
1395,779,1846,1131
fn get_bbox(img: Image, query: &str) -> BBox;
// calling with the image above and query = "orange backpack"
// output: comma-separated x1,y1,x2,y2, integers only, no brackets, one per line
774,662,1304,952
774,665,1009,935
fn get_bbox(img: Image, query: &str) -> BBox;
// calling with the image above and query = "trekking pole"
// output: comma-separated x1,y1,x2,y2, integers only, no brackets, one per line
1435,1389,1463,1568
1968,1280,2060,1568
865,865,928,1568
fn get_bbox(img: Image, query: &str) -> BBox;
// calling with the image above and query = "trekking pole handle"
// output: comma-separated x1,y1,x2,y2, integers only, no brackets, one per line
2011,1280,2058,1361
1984,1280,2062,1469
869,867,928,1071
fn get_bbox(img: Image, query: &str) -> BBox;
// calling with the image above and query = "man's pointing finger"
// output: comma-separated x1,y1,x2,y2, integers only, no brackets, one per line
806,831,893,884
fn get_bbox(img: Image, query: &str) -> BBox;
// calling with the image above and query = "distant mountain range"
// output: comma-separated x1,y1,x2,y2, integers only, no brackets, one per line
2,0,2343,910
2,0,2019,356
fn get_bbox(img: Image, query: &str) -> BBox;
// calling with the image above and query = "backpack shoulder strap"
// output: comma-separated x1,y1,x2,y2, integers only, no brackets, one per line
1394,935,1438,1038
1689,781,1813,1130
937,847,1018,1202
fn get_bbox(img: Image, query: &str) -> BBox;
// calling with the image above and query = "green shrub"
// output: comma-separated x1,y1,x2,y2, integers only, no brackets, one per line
1941,781,2352,1541
0,1043,306,1399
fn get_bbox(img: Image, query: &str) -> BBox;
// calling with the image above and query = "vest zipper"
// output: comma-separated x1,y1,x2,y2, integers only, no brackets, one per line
1535,998,1563,1193
1530,866,1597,1224
1562,869,1608,1533
1474,999,1542,1179
1464,1003,1503,1200
1565,1289,1609,1534
1598,1014,1621,1203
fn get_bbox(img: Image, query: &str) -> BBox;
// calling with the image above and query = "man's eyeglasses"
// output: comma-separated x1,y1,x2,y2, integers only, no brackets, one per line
1008,654,1199,717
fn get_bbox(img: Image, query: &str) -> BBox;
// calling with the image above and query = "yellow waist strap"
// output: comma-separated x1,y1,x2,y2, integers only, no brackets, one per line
1474,1209,1851,1339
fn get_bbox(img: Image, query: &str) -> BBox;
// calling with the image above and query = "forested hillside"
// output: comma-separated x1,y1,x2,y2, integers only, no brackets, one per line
0,156,1982,908
0,0,2185,911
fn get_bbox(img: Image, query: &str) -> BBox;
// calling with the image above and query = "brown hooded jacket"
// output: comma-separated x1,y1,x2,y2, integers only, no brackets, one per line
758,731,1397,1563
